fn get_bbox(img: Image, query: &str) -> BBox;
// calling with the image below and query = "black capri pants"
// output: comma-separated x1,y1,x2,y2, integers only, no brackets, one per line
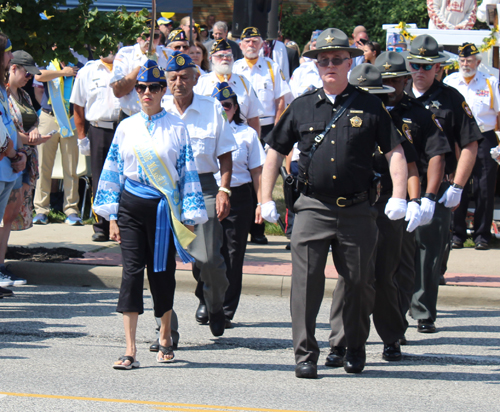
116,189,176,318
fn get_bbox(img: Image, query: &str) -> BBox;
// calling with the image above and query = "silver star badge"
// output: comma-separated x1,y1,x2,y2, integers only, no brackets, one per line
431,100,442,109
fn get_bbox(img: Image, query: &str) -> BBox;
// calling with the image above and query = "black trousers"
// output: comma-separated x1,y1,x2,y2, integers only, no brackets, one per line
394,229,416,333
195,183,254,319
89,124,115,236
117,190,176,318
453,130,499,245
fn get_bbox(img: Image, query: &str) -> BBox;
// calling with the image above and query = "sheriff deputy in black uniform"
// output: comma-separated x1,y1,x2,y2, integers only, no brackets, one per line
403,35,482,333
260,28,409,379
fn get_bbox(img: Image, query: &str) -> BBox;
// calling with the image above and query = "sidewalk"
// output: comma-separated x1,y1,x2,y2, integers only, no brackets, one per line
7,224,500,307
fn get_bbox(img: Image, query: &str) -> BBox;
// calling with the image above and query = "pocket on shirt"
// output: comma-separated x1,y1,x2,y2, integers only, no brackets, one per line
190,136,216,155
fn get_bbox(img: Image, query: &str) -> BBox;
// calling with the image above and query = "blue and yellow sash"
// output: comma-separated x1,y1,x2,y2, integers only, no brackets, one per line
47,60,75,138
133,144,196,267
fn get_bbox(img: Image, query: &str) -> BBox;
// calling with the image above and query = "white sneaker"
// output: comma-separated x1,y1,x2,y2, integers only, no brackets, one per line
0,273,13,287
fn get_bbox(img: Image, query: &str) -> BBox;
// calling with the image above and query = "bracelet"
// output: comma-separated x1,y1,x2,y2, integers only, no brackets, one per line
257,202,262,206
218,187,232,197
423,193,437,202
452,183,464,190
8,153,22,163
409,198,421,205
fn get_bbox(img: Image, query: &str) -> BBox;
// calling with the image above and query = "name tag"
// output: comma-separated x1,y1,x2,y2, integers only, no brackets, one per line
350,110,363,114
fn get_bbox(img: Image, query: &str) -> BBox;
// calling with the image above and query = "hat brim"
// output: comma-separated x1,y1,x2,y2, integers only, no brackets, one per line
401,51,448,64
24,65,41,76
359,84,396,94
381,71,411,78
303,46,364,59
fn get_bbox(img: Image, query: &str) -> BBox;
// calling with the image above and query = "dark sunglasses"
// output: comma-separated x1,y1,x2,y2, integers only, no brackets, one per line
387,46,404,53
144,32,161,40
317,57,350,67
135,83,164,94
15,65,32,78
221,102,233,111
173,45,190,51
409,63,434,71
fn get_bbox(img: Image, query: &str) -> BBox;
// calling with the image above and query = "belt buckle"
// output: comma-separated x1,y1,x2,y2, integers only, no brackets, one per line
336,197,346,207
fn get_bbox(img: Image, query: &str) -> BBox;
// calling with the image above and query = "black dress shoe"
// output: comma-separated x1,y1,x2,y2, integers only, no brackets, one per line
382,341,402,361
452,241,463,249
250,235,268,245
91,232,109,242
285,242,291,250
417,319,436,333
325,346,346,367
343,346,366,374
225,318,234,329
195,302,209,324
399,335,407,346
475,242,489,250
150,338,178,351
295,361,318,379
209,309,225,337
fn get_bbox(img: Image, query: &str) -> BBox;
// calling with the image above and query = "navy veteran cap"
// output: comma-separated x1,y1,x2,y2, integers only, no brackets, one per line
349,63,395,94
157,17,172,26
458,42,480,58
375,51,411,78
211,82,236,102
165,51,196,71
402,34,447,64
241,26,262,39
303,28,364,59
211,39,232,55
137,59,166,83
167,28,187,45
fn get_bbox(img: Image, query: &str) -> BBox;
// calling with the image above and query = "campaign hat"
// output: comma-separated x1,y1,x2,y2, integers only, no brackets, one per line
401,34,448,64
349,63,395,94
375,51,411,78
302,28,364,59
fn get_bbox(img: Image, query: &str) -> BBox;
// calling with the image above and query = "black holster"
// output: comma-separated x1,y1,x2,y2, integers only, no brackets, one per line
280,166,300,211
369,172,382,206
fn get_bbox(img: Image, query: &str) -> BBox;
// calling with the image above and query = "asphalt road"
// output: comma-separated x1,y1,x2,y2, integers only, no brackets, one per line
1,285,499,412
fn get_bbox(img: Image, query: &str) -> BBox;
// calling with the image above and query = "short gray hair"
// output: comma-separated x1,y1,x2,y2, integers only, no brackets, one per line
214,21,228,32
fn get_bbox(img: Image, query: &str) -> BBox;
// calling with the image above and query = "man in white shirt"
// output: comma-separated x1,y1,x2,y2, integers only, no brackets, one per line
110,24,169,119
70,53,121,242
443,43,500,250
162,51,237,337
260,38,290,81
195,39,263,136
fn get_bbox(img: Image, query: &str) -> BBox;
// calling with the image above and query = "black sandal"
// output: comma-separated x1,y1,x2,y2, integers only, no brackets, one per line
113,355,140,370
157,345,175,363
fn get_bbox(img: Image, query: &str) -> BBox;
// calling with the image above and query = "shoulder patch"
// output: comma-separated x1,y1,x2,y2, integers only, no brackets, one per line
462,101,473,118
432,114,443,131
402,123,413,143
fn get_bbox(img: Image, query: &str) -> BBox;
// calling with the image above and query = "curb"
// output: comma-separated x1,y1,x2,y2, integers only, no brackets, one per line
7,260,500,308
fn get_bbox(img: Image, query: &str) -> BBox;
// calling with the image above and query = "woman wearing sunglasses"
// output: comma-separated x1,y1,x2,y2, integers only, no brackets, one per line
210,82,266,327
0,50,52,289
94,60,207,369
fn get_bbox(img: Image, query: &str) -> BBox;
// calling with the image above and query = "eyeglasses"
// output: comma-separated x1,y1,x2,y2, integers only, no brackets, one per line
221,102,233,111
135,83,164,94
317,57,350,67
144,32,161,40
409,63,434,71
173,45,190,51
387,46,404,53
212,53,233,60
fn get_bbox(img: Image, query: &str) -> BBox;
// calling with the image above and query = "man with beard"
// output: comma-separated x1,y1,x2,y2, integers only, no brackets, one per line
443,43,500,251
403,35,482,333
195,39,263,136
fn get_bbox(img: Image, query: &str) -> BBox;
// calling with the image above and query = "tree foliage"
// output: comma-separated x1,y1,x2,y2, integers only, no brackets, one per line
281,0,430,49
0,0,149,64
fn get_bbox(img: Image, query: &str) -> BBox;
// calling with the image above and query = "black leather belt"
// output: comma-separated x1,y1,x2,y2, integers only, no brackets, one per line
42,108,54,116
308,191,368,207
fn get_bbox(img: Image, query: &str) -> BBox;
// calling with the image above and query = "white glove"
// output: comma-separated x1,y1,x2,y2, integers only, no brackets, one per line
77,137,91,156
384,198,407,220
420,197,436,226
438,185,462,208
405,201,421,232
261,200,279,223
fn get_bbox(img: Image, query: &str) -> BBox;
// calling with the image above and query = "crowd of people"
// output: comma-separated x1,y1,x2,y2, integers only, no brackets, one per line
0,14,499,379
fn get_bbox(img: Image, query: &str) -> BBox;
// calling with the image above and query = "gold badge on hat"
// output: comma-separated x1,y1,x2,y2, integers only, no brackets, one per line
402,123,413,143
176,56,185,66
325,35,334,44
418,47,426,55
357,75,366,84
383,62,391,70
252,27,258,34
222,88,230,98
350,116,362,127
153,68,160,78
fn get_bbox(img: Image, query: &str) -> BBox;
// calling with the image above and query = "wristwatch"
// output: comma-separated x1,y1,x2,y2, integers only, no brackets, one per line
452,183,464,190
423,193,437,202
409,198,421,205
218,187,232,197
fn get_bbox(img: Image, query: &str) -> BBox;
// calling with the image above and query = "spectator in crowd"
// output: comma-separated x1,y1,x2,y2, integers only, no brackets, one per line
299,30,322,65
0,34,28,295
363,41,381,64
210,82,266,327
204,21,243,61
199,25,210,43
158,17,174,46
443,43,500,251
428,0,477,29
188,41,210,74
94,59,207,369
70,51,121,242
195,39,263,136
180,16,198,42
32,48,83,226
205,14,216,36
350,25,369,68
